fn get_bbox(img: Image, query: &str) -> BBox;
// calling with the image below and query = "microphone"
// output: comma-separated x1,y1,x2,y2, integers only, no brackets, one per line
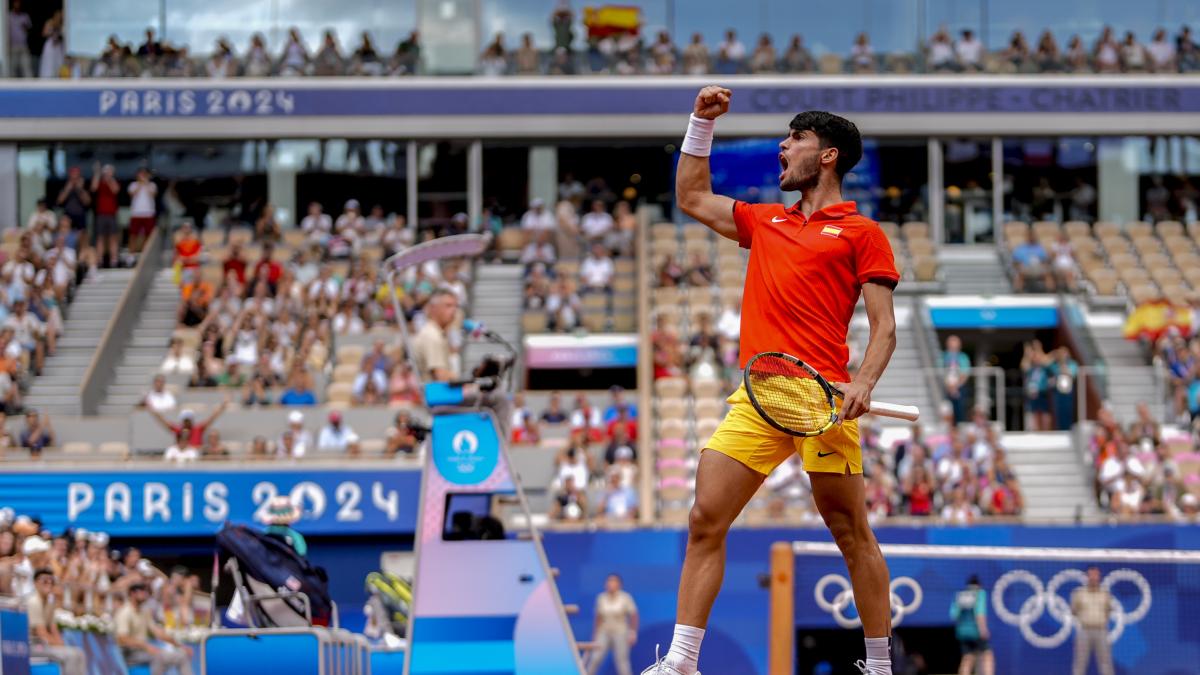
463,319,503,341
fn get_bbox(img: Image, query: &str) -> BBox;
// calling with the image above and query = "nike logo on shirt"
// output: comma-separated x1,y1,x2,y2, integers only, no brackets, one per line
817,451,836,458
771,216,788,222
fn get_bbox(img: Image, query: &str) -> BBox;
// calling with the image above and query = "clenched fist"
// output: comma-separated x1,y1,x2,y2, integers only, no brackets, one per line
693,85,731,120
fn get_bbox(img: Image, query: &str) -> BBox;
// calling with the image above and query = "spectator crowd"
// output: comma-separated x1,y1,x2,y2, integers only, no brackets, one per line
1088,402,1200,521
8,0,1198,79
761,411,1026,525
0,508,205,674
521,174,637,334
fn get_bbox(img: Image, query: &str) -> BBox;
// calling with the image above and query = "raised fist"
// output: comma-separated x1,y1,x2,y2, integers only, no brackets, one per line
693,85,732,120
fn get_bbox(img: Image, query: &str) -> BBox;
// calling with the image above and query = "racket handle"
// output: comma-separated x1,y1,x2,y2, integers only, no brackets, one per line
868,401,921,422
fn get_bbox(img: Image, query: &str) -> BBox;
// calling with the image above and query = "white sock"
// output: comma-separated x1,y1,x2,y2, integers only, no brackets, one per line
865,636,892,673
664,624,705,673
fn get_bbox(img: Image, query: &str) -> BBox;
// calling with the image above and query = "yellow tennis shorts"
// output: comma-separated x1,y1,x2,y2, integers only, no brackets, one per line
705,384,862,476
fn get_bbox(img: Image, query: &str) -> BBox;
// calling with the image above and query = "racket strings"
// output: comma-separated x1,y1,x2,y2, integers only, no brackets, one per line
746,357,835,433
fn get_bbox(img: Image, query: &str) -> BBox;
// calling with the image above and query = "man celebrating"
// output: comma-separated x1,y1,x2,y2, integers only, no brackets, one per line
644,87,899,675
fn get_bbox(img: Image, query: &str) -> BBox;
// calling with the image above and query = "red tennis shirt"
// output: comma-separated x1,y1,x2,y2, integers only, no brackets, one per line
733,200,900,382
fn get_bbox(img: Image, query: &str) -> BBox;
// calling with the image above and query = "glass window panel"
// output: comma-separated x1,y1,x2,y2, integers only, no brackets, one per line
982,0,1187,51
66,0,159,53
926,0,982,42
764,0,918,58
417,141,469,230
943,139,993,244
1002,138,1098,223
482,0,666,50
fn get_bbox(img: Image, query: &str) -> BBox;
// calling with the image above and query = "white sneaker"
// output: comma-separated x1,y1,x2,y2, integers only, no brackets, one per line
640,644,700,675
855,659,890,675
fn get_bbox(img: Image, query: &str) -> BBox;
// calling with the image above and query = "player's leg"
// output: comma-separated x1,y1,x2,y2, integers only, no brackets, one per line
804,420,892,673
1094,631,1114,675
653,449,763,675
810,472,892,633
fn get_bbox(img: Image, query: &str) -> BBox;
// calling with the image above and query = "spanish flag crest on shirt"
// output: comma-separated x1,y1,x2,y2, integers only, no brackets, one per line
820,224,843,238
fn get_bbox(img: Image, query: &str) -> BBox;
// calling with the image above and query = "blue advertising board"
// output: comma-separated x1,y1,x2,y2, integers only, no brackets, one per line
0,467,421,537
0,81,1197,118
0,608,31,675
543,524,1200,675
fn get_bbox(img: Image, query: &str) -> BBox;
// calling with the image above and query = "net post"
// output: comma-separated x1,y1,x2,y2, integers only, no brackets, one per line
769,541,794,675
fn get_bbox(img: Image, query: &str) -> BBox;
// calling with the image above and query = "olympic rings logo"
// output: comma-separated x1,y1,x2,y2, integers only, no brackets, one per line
991,568,1152,649
814,574,923,629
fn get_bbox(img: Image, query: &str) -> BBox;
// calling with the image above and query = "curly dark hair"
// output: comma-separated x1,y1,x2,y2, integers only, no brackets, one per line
788,111,863,179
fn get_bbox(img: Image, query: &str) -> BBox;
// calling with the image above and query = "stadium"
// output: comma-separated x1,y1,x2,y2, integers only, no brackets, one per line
0,2,1199,674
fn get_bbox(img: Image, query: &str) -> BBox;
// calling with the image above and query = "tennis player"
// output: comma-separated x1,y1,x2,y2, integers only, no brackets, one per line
643,86,900,675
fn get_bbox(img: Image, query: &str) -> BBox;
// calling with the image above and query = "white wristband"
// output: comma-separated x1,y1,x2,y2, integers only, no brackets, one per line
681,114,715,157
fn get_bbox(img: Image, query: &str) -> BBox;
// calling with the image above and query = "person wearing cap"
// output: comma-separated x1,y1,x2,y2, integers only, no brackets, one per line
1175,492,1200,522
27,568,87,675
317,411,360,455
279,410,313,457
12,535,52,597
951,575,993,675
116,582,194,675
260,495,307,557
148,397,229,449
520,197,556,232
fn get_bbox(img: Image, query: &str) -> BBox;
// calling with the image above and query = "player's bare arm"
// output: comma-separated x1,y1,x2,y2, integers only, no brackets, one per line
834,282,897,420
676,86,738,241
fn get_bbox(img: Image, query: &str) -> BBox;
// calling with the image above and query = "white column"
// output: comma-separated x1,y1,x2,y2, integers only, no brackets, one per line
407,140,418,230
928,138,944,244
1097,137,1140,224
0,145,16,229
467,140,482,226
991,136,1004,233
527,146,557,209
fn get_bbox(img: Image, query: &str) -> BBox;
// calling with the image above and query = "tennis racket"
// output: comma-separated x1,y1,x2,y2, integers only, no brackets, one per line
743,352,920,437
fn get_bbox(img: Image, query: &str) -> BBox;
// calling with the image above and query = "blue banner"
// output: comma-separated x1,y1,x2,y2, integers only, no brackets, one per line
0,608,31,675
0,82,1197,118
543,524,1200,675
0,467,421,537
929,306,1060,329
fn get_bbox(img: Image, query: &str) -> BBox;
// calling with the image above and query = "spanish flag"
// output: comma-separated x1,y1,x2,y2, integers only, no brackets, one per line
583,5,642,38
821,225,843,238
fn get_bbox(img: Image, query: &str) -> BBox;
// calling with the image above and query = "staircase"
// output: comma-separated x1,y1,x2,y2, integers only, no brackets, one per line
23,270,135,415
1083,310,1164,420
462,263,525,373
939,246,1012,294
850,303,937,426
1002,431,1101,521
96,268,179,415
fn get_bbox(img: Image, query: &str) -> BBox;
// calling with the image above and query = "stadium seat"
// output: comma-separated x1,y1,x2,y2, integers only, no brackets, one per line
327,382,354,405
818,54,844,74
878,221,900,239
653,287,684,306
650,223,677,240
497,227,528,260
651,238,679,257
1157,220,1184,238
655,377,689,398
522,311,548,333
336,345,365,366
659,484,692,502
581,314,607,332
62,442,94,455
657,397,688,420
612,314,636,332
694,398,726,419
907,238,935,257
98,442,129,458
912,256,939,282
333,363,358,383
1126,221,1154,238
691,379,725,399
1032,221,1060,240
686,287,713,306
1063,221,1091,238
901,221,930,240
1094,221,1122,239
658,418,687,440
695,418,721,444
1088,269,1120,295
